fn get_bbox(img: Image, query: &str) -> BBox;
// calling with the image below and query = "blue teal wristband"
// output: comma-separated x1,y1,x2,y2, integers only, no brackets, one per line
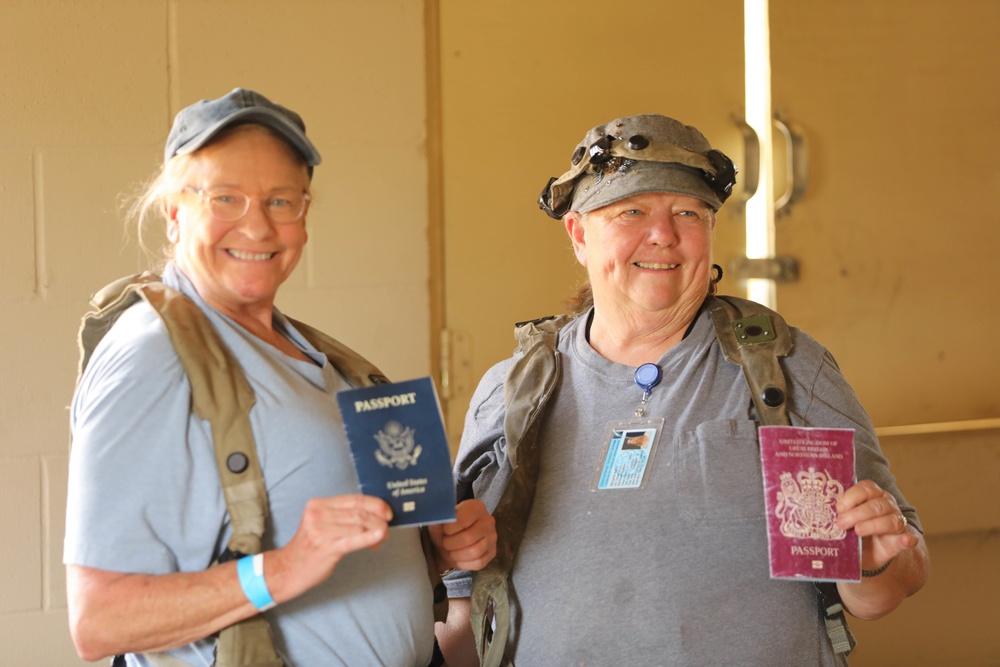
237,554,276,611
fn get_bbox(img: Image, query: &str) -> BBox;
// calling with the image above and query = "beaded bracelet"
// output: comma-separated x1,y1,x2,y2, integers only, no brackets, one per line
861,557,895,578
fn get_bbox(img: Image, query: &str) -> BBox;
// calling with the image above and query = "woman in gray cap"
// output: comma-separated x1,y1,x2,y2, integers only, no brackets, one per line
64,88,495,667
438,114,929,666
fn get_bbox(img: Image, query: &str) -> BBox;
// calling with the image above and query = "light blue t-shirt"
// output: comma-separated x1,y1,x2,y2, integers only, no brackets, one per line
65,264,434,666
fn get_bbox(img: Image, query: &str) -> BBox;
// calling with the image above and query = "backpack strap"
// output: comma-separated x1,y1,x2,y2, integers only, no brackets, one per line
706,295,793,427
80,274,282,667
139,283,284,667
706,295,855,656
141,284,270,558
286,316,390,387
77,272,162,382
470,315,572,667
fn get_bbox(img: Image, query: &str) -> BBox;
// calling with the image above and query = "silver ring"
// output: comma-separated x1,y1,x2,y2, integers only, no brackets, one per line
898,514,908,534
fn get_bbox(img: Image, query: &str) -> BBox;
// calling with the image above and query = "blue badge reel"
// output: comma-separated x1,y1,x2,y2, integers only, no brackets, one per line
634,363,661,394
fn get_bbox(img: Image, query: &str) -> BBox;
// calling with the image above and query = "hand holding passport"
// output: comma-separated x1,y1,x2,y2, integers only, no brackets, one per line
336,377,457,528
759,425,861,582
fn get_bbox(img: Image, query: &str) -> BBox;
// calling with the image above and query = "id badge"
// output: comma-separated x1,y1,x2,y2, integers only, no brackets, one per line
590,418,664,491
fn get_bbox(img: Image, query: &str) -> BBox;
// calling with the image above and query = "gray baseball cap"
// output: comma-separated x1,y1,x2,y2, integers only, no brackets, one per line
164,88,322,167
538,114,736,218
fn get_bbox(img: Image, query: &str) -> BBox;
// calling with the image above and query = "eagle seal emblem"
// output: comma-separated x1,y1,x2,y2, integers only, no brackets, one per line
374,420,422,470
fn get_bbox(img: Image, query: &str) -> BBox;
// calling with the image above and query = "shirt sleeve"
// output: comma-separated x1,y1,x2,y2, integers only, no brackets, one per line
65,303,228,574
784,328,924,534
445,357,515,598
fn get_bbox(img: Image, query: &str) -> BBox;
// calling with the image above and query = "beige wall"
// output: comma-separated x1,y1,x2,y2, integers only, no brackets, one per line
0,1,430,663
1,0,997,665
767,3,1000,662
436,0,747,440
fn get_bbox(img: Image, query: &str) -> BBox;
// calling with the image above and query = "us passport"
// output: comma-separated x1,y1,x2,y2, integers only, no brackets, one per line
759,426,861,582
336,377,456,527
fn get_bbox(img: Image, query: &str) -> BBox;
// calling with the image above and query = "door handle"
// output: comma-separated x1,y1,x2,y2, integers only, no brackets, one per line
733,115,760,209
773,113,808,216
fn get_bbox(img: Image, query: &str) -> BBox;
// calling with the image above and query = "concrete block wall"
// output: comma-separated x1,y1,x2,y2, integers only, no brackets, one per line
0,1,430,663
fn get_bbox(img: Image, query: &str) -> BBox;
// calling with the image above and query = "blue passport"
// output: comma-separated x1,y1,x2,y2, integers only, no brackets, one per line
336,377,456,527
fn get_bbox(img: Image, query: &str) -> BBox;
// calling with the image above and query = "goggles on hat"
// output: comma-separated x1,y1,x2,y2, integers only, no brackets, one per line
538,133,737,219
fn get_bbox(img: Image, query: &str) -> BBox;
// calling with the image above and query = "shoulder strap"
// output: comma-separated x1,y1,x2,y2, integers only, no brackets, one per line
705,295,855,656
285,316,390,387
503,315,573,466
140,284,270,559
77,272,161,381
79,274,282,667
705,295,793,427
470,314,572,667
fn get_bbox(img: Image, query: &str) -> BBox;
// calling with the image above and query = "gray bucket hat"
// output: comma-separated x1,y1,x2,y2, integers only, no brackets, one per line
164,88,322,167
538,114,736,218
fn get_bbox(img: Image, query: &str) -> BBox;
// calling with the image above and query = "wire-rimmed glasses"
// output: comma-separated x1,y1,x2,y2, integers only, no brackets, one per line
184,186,311,224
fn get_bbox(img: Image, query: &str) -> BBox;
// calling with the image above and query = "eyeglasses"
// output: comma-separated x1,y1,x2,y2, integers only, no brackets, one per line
183,186,311,224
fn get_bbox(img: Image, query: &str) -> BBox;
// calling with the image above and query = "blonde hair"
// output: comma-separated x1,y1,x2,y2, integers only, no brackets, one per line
124,154,194,269
124,124,311,269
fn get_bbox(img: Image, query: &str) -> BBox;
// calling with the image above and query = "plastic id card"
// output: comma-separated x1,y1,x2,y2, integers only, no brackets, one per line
590,418,664,491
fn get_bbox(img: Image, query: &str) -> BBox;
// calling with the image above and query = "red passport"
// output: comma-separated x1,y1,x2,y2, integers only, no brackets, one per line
759,426,861,582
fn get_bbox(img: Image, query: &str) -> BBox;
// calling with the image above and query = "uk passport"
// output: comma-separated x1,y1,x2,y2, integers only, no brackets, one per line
336,377,456,527
759,426,861,582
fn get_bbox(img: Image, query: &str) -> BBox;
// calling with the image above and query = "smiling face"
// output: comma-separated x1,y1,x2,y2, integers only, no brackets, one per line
564,191,716,324
164,125,311,321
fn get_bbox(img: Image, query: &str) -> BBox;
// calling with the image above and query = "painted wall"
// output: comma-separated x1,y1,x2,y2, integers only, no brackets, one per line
767,3,1000,662
0,1,430,663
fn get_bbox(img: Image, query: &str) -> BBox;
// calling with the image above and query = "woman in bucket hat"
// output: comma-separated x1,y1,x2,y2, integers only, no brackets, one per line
438,114,929,666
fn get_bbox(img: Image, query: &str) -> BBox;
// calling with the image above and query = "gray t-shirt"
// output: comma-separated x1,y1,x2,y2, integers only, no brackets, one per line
447,303,920,667
65,264,434,667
